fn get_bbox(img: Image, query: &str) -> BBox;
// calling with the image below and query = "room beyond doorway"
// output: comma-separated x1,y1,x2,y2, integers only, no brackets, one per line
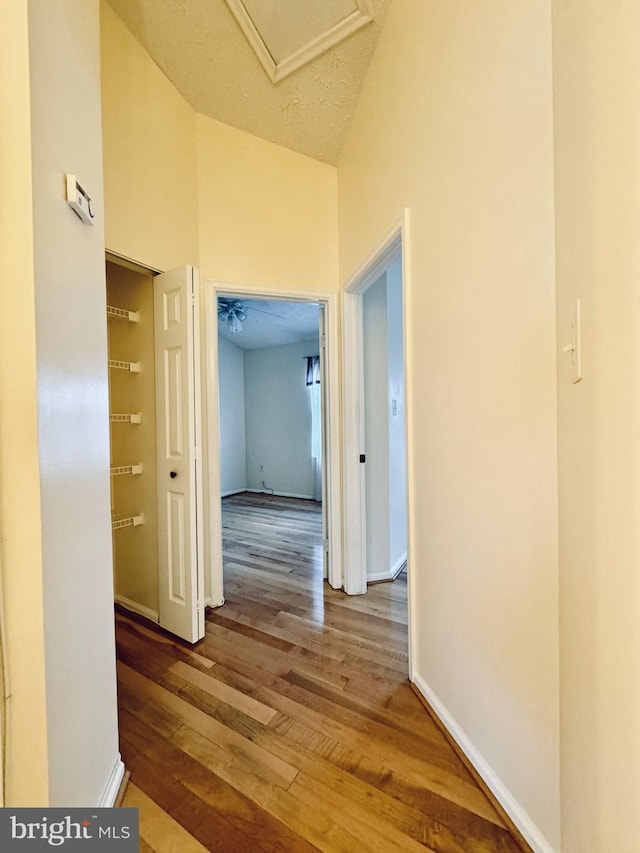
203,282,342,608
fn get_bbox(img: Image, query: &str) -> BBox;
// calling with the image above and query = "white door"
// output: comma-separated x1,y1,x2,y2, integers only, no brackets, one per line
154,265,204,643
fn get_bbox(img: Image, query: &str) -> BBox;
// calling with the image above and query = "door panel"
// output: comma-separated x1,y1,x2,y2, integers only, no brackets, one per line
154,265,204,643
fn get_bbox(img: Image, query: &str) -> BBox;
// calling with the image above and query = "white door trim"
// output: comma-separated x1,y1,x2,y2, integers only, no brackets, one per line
203,281,343,606
342,209,418,677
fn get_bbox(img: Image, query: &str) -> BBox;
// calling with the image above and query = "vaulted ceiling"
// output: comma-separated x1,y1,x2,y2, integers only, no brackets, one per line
105,0,391,164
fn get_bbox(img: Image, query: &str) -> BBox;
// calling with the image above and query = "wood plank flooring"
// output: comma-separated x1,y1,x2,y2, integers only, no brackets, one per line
117,492,524,852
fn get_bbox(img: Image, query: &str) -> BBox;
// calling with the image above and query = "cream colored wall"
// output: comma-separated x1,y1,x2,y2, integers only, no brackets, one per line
0,0,49,806
338,1,560,848
553,3,640,851
195,115,338,604
28,0,120,806
101,12,339,607
196,114,339,291
100,1,199,272
107,262,159,616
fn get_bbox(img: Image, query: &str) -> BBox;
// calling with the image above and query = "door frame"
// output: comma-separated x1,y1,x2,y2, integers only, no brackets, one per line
342,208,417,676
203,280,342,606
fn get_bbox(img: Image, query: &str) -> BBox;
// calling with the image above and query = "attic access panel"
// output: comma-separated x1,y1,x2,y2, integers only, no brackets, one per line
225,0,374,82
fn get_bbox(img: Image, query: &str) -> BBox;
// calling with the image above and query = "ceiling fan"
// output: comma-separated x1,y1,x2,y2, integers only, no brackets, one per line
217,299,286,334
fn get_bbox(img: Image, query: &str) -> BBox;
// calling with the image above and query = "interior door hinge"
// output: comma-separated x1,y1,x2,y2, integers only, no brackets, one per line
321,333,326,349
323,538,329,552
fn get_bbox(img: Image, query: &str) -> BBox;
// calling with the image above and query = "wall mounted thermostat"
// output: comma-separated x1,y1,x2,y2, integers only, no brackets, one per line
65,174,95,225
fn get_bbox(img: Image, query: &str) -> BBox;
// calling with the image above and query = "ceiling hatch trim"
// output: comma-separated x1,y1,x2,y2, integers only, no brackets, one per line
224,0,374,83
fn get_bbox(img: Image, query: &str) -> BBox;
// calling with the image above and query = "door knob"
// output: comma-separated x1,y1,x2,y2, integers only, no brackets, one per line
170,471,177,479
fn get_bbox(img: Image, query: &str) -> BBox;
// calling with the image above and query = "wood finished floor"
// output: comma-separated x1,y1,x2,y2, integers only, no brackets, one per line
117,492,523,852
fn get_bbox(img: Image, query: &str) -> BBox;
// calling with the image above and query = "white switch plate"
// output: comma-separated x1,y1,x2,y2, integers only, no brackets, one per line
563,298,582,383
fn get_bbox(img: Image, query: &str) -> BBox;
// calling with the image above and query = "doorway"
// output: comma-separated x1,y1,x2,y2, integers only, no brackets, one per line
217,296,324,598
204,283,342,608
342,210,416,675
362,253,408,584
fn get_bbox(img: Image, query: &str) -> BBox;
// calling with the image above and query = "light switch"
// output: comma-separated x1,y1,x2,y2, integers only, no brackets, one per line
562,299,582,383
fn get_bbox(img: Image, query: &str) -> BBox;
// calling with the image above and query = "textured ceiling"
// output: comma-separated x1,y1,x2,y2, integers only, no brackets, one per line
218,298,320,350
105,0,391,164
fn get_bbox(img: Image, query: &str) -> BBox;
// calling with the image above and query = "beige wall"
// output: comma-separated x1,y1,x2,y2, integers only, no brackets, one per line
101,1,199,273
195,116,338,604
338,1,560,848
101,4,339,615
196,115,339,291
107,262,159,617
28,0,120,805
0,0,49,806
553,3,640,851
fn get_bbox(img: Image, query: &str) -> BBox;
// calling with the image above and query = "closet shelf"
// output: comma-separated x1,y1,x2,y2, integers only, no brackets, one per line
112,513,145,530
107,305,140,323
110,412,142,424
111,463,143,477
109,359,141,373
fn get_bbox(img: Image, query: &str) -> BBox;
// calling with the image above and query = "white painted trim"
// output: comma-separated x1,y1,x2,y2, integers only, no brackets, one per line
341,211,417,680
274,9,373,83
204,280,343,601
98,754,126,807
412,674,556,853
341,288,367,595
221,488,246,498
399,210,418,680
342,221,406,591
391,552,407,578
342,209,417,674
203,281,225,608
223,0,373,83
114,595,159,624
224,0,277,81
246,488,316,501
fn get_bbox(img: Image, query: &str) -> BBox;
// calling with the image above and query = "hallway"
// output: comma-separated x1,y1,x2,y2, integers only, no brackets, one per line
116,495,523,852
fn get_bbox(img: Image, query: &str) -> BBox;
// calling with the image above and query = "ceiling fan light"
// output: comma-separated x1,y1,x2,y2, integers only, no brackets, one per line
236,309,247,321
228,313,242,334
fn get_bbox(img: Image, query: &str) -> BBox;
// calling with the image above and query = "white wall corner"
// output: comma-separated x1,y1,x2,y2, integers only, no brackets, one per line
411,674,557,853
98,755,126,807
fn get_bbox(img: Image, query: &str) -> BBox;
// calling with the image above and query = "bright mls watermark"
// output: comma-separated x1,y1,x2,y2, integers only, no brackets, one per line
0,809,138,850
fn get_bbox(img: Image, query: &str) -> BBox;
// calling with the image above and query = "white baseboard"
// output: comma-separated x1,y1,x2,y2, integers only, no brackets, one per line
246,488,315,500
221,488,246,497
367,552,407,584
412,673,556,853
114,594,158,624
367,570,394,583
98,754,125,807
